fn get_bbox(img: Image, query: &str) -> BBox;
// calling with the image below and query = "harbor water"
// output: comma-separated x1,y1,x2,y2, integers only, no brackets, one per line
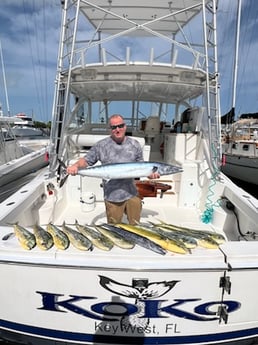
229,177,258,199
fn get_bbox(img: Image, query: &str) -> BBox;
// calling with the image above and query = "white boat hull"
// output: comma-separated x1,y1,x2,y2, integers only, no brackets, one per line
1,238,258,345
1,1,258,345
0,147,48,188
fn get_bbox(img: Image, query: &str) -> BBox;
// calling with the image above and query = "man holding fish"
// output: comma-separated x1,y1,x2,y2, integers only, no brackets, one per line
67,114,160,224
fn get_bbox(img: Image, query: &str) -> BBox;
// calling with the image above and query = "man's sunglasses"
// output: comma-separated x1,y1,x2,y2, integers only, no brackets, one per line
110,123,125,130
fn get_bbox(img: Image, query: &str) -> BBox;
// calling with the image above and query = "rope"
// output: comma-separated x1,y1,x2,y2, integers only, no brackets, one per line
201,144,222,224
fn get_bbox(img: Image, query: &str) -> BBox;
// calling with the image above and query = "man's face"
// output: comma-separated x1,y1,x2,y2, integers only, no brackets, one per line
109,117,127,143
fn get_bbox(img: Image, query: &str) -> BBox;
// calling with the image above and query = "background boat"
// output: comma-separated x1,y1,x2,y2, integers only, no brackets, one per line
0,115,48,188
220,0,257,186
221,115,258,185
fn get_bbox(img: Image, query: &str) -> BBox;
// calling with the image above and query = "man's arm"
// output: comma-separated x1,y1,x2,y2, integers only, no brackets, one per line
67,157,88,175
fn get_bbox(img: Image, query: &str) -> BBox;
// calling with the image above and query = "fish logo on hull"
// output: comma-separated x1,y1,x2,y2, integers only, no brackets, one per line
99,275,180,329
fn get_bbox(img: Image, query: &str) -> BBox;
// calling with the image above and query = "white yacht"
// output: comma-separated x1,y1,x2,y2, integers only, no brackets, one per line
0,1,258,345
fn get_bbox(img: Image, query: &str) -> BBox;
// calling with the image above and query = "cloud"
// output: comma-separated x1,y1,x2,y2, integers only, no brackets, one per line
0,0,60,121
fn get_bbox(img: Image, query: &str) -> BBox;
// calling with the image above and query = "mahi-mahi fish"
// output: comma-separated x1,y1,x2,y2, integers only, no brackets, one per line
99,224,166,255
117,223,189,254
153,222,225,249
137,222,198,250
46,223,70,250
12,222,36,250
33,224,54,250
95,225,135,249
62,222,93,251
75,221,114,251
76,161,183,179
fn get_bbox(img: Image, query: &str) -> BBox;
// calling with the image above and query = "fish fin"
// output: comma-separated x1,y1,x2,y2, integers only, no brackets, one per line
59,174,69,188
155,218,166,224
6,222,18,226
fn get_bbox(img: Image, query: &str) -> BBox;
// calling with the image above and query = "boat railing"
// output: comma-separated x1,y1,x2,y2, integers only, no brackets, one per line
70,46,205,73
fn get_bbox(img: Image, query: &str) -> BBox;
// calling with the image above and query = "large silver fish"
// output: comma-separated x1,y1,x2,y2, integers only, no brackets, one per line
77,161,183,179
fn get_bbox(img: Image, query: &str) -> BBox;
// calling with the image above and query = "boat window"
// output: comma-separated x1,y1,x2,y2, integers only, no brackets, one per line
242,144,249,151
67,99,180,132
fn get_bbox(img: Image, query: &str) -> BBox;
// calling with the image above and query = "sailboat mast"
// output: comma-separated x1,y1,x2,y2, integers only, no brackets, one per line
232,0,242,114
0,39,11,116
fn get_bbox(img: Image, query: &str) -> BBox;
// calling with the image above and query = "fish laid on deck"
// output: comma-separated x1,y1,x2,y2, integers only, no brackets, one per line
12,223,36,250
33,224,54,250
138,223,198,250
75,221,114,251
77,161,183,179
95,225,135,249
99,224,167,255
152,222,226,249
117,223,189,254
46,223,70,250
62,222,93,251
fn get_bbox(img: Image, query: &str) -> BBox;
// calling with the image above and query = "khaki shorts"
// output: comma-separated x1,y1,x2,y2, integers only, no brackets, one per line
105,196,142,225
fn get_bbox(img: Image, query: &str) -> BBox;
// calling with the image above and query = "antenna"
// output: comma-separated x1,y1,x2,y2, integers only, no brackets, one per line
0,39,11,116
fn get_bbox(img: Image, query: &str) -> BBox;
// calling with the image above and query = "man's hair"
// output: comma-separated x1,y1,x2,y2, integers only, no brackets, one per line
109,114,124,124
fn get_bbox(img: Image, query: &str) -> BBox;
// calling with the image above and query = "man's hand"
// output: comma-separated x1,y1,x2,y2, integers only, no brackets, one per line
67,158,88,175
67,164,78,175
148,172,160,179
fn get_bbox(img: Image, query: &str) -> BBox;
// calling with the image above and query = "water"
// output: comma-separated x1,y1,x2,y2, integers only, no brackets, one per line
229,177,258,199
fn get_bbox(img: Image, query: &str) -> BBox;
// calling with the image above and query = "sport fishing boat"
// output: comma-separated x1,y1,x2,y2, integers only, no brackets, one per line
221,116,258,185
0,115,48,189
1,1,258,345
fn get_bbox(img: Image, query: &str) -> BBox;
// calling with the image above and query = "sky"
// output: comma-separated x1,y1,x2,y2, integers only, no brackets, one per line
0,0,258,122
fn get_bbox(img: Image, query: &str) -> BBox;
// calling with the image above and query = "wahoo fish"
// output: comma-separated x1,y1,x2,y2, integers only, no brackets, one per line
100,223,166,255
46,223,70,250
75,221,113,251
77,161,183,179
117,223,188,254
33,224,54,250
12,223,36,250
95,225,135,249
62,222,93,251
